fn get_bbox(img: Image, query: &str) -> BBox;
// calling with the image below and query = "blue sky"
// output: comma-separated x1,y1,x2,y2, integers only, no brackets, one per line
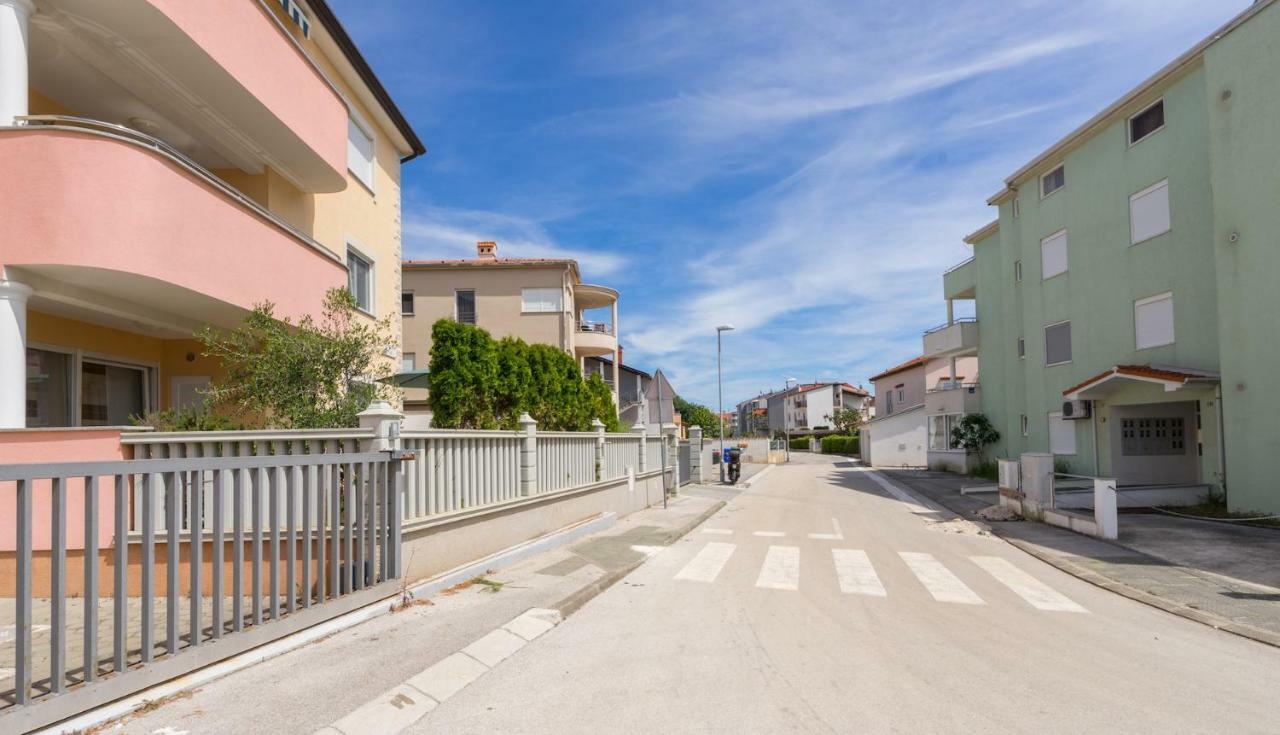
332,0,1248,409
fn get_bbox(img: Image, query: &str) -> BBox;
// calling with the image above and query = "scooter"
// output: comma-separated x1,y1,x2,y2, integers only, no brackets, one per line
726,447,742,484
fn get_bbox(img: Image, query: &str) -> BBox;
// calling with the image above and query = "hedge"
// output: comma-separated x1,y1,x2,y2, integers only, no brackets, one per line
789,437,810,451
820,434,860,455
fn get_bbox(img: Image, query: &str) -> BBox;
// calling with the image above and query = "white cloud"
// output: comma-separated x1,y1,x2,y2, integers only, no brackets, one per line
403,205,627,278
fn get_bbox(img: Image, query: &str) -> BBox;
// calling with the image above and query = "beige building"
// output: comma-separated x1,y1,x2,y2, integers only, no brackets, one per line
400,241,620,422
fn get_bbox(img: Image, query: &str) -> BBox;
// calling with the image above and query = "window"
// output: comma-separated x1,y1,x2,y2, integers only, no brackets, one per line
1128,99,1164,145
81,359,149,426
1017,337,1026,359
25,348,72,427
455,289,476,324
347,116,375,191
896,388,905,403
1020,414,1029,437
1130,180,1171,244
1012,197,1021,219
521,288,562,313
1014,260,1023,283
401,291,414,316
402,353,416,372
1045,321,1071,365
1135,292,1175,349
1041,230,1068,279
1048,412,1077,455
1041,165,1065,198
279,0,311,37
929,414,962,451
347,247,373,313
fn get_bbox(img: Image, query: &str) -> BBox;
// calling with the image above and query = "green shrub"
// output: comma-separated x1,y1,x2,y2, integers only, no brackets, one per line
789,437,809,451
820,435,860,455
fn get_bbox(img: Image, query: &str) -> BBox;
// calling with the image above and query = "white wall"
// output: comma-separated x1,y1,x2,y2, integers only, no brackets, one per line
863,405,927,468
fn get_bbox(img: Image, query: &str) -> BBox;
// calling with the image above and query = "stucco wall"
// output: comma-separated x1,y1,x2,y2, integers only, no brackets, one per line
863,406,927,468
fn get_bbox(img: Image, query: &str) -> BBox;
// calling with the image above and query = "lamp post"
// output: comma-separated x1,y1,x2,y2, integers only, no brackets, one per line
784,377,797,461
716,324,735,483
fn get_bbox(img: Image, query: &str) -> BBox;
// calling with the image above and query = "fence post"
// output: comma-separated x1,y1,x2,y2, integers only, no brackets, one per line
1094,477,1118,540
637,422,648,473
689,426,703,482
592,418,606,482
358,400,404,452
519,413,538,496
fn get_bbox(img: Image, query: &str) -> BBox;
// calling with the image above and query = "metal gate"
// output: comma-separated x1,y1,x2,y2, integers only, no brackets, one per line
0,449,406,733
677,441,692,485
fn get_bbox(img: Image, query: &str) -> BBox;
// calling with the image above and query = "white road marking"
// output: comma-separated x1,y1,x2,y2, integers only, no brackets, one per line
971,556,1088,613
808,517,844,540
898,552,984,605
855,468,935,515
700,528,734,535
753,531,786,538
832,549,886,597
675,542,737,583
755,546,801,591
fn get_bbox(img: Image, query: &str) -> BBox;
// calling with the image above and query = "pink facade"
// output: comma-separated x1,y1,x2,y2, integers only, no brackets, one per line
147,0,349,177
0,129,347,323
0,429,130,552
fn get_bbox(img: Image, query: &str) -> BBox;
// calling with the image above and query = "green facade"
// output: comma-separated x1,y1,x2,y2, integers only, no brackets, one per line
953,0,1280,513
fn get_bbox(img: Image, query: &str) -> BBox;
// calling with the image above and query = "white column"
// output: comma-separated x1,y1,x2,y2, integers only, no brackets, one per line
0,0,35,126
945,298,954,325
0,276,33,428
357,400,404,452
519,413,537,496
611,299,620,406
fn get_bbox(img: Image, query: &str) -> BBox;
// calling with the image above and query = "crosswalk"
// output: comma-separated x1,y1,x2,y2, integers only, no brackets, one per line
674,543,1088,613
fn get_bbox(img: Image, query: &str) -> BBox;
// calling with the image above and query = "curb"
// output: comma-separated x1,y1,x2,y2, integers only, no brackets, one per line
1000,534,1280,650
554,499,727,617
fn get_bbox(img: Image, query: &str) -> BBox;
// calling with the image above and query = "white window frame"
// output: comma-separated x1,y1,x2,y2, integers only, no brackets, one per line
1048,411,1077,455
1127,98,1165,147
401,290,414,316
30,343,160,427
1134,291,1175,350
402,352,416,372
347,112,376,194
1129,179,1171,246
1012,197,1021,219
1044,320,1072,367
454,288,477,324
521,287,563,314
1040,165,1065,199
346,243,375,316
1041,229,1068,280
1014,259,1023,283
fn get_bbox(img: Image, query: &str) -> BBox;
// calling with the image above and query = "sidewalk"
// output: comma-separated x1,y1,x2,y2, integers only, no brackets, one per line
881,468,1280,647
94,491,726,735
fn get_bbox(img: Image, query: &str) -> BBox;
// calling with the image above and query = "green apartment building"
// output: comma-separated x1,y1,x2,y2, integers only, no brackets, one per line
935,0,1280,514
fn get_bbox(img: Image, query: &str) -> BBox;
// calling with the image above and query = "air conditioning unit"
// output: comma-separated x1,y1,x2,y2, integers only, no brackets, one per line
1062,399,1091,420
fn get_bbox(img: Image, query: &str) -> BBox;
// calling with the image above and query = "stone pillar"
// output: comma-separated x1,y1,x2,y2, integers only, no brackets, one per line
1093,477,1118,540
519,413,537,496
0,0,34,126
0,276,33,428
689,426,703,482
357,400,404,452
592,418,606,482
637,422,648,473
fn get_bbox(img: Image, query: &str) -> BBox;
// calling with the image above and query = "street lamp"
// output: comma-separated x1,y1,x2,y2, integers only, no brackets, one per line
716,324,735,483
784,377,797,461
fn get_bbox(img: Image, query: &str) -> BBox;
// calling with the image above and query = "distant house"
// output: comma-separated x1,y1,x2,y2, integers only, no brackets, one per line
862,355,977,469
765,382,870,437
583,356,675,432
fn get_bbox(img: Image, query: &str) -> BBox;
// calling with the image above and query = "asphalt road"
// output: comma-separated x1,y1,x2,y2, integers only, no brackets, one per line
407,454,1280,734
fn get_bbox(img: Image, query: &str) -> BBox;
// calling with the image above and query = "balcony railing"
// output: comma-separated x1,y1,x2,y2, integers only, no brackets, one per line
14,115,340,266
578,320,614,335
923,317,977,335
926,381,980,394
943,256,976,275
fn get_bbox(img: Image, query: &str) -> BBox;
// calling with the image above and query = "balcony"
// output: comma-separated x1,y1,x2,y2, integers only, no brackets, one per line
943,256,977,300
0,119,347,334
574,320,617,357
26,0,347,191
923,318,979,358
925,382,982,415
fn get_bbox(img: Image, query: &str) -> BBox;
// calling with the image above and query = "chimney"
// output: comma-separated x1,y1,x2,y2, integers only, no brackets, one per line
617,344,624,365
476,241,497,259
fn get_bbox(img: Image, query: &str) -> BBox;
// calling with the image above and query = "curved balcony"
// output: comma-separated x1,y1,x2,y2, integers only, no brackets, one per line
0,120,347,331
28,0,347,191
574,321,617,357
573,283,618,310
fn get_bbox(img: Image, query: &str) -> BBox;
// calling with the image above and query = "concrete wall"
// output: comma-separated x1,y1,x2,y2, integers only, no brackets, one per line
863,405,927,468
400,468,671,584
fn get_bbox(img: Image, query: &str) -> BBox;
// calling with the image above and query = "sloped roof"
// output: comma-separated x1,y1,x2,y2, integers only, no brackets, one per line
868,356,927,383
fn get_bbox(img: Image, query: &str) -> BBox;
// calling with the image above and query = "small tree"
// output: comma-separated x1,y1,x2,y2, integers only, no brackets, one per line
197,288,393,429
824,407,863,435
673,395,719,437
950,413,1000,460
